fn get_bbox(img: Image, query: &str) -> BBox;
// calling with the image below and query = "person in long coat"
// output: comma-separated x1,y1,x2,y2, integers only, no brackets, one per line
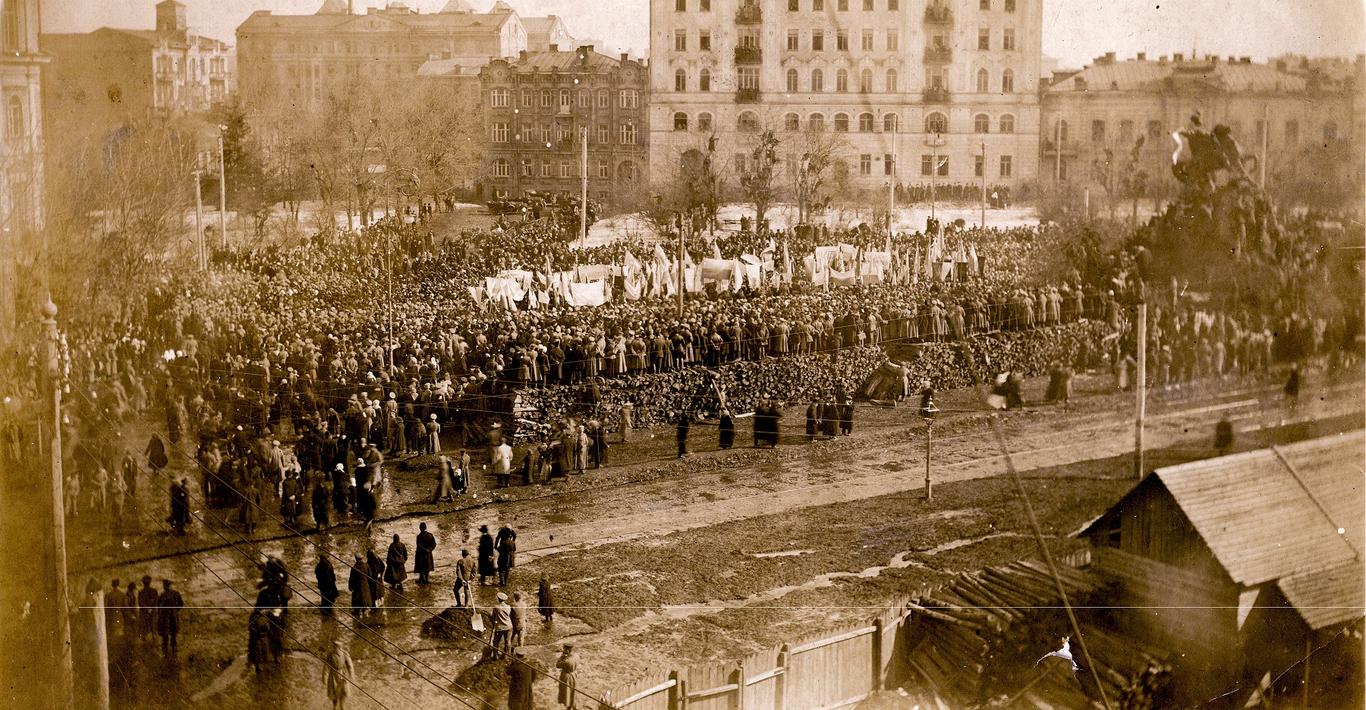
507,648,536,710
325,639,355,710
383,534,408,590
537,572,555,623
348,555,372,618
496,524,517,586
316,555,338,616
312,475,331,530
477,525,496,585
676,411,691,458
365,548,385,608
415,523,437,585
556,644,579,709
805,402,818,442
718,409,735,450
241,479,261,534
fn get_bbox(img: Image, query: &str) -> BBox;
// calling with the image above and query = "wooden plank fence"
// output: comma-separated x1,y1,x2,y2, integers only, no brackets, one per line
599,550,1094,710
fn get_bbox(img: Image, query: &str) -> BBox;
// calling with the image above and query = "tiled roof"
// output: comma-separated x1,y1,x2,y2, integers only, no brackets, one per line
1277,561,1365,630
417,56,487,77
1047,58,1309,93
239,9,514,33
514,48,623,72
1151,432,1363,587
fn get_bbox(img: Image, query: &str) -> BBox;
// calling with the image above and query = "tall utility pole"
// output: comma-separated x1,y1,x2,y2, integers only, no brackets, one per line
580,126,589,249
1053,118,1062,183
1134,301,1147,479
924,419,934,500
887,125,897,235
980,142,987,228
930,139,938,221
217,128,228,250
677,215,686,318
193,170,205,271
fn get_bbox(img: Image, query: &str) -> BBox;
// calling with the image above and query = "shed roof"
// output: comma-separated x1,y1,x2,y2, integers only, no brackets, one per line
1277,561,1365,630
1046,58,1309,94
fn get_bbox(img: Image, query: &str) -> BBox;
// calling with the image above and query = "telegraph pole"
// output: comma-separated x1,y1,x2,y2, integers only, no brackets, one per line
1134,301,1147,479
930,139,938,221
580,126,589,249
193,170,205,271
217,128,228,250
887,124,897,235
677,214,686,318
980,142,987,228
920,387,938,501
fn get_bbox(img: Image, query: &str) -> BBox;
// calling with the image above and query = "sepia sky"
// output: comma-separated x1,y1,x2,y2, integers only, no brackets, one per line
39,0,1366,69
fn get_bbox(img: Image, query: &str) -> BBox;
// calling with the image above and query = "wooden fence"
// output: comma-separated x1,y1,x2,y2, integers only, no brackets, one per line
599,550,1093,710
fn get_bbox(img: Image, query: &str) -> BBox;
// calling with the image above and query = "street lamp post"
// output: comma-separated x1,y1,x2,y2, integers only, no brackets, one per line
919,386,938,500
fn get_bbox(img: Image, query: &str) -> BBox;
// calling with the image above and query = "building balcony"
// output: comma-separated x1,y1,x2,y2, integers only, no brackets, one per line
923,87,950,103
734,46,763,65
736,3,762,25
923,5,952,24
923,46,952,63
735,87,761,103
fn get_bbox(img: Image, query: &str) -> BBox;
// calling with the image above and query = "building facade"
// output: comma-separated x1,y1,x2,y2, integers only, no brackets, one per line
648,0,1043,195
479,46,649,203
1,0,46,332
42,0,233,140
236,0,574,112
1039,53,1364,205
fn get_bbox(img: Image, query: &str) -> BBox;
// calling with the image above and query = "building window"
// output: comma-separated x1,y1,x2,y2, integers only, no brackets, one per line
492,122,509,142
1003,28,1016,51
811,68,824,92
619,161,637,181
860,154,872,175
859,112,874,132
834,113,850,132
836,69,848,92
596,124,608,143
620,122,638,144
1091,119,1105,143
978,29,990,50
701,0,710,9
787,30,799,51
559,90,571,108
812,30,824,51
999,114,1015,133
861,29,874,51
921,155,933,175
598,159,610,178
859,69,873,93
699,31,711,50
883,113,898,132
979,0,990,9
785,113,800,131
541,162,552,177
493,159,511,177
738,111,759,132
884,154,895,175
674,29,687,51
813,0,823,9
808,113,825,131
697,112,713,131
5,95,22,138
676,0,686,10
838,0,848,9
837,31,849,51
886,30,898,52
1119,119,1134,140
1324,121,1339,141
1001,68,1014,93
1285,120,1299,143
699,69,711,91
491,88,510,108
886,68,898,92
975,68,989,93
676,69,688,91
787,68,799,92
788,0,799,10
521,159,532,176
597,90,609,108
521,90,533,107
2,1,20,51
973,113,990,134
738,67,759,89
863,0,873,10
540,90,552,107
1004,0,1015,10
975,154,984,177
619,89,638,108
560,162,571,178
674,112,689,131
1000,155,1013,177
926,112,947,134
888,0,898,9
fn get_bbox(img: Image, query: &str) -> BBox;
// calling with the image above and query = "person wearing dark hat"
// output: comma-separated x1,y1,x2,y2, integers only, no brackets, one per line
348,554,372,619
507,646,536,710
496,524,517,586
415,523,437,585
477,525,496,585
156,579,183,658
316,554,338,617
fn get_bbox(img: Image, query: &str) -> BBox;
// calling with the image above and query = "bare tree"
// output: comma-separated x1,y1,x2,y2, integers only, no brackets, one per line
737,128,780,232
789,129,844,227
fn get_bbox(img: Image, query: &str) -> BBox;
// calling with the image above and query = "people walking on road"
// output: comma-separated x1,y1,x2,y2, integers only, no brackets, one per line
556,644,579,709
415,522,436,585
325,639,355,710
433,455,456,502
384,534,408,592
348,554,372,619
538,572,555,624
156,579,183,658
511,590,528,646
477,525,496,586
316,555,338,617
365,548,385,609
496,524,517,586
491,592,513,658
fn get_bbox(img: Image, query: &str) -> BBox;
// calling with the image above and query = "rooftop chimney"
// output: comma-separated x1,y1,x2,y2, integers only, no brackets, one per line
1174,53,1184,62
519,49,528,60
1105,51,1116,63
549,43,558,52
1158,55,1167,64
620,52,629,62
1136,52,1146,61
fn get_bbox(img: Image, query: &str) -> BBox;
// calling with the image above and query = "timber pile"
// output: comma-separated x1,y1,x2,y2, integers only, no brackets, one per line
902,560,1173,709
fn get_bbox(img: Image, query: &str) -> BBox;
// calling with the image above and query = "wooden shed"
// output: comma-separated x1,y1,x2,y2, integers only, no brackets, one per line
1080,432,1364,706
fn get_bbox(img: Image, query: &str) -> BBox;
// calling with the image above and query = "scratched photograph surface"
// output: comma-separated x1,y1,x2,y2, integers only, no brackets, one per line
1,0,1362,708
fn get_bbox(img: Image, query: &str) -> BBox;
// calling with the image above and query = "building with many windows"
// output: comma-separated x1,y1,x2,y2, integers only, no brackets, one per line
42,0,233,140
479,46,649,203
1,0,46,332
1040,52,1364,205
648,0,1042,196
236,0,572,111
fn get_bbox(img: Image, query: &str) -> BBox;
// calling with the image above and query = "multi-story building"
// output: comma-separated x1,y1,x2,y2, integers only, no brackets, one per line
236,0,574,111
479,45,649,204
648,0,1043,195
1040,53,1364,204
42,0,233,139
1,0,46,332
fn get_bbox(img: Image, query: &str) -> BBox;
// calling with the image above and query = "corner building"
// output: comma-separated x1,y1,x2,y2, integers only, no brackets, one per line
648,0,1042,194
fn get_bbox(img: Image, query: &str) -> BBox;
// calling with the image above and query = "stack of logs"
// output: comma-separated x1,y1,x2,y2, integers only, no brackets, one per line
902,559,1172,709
